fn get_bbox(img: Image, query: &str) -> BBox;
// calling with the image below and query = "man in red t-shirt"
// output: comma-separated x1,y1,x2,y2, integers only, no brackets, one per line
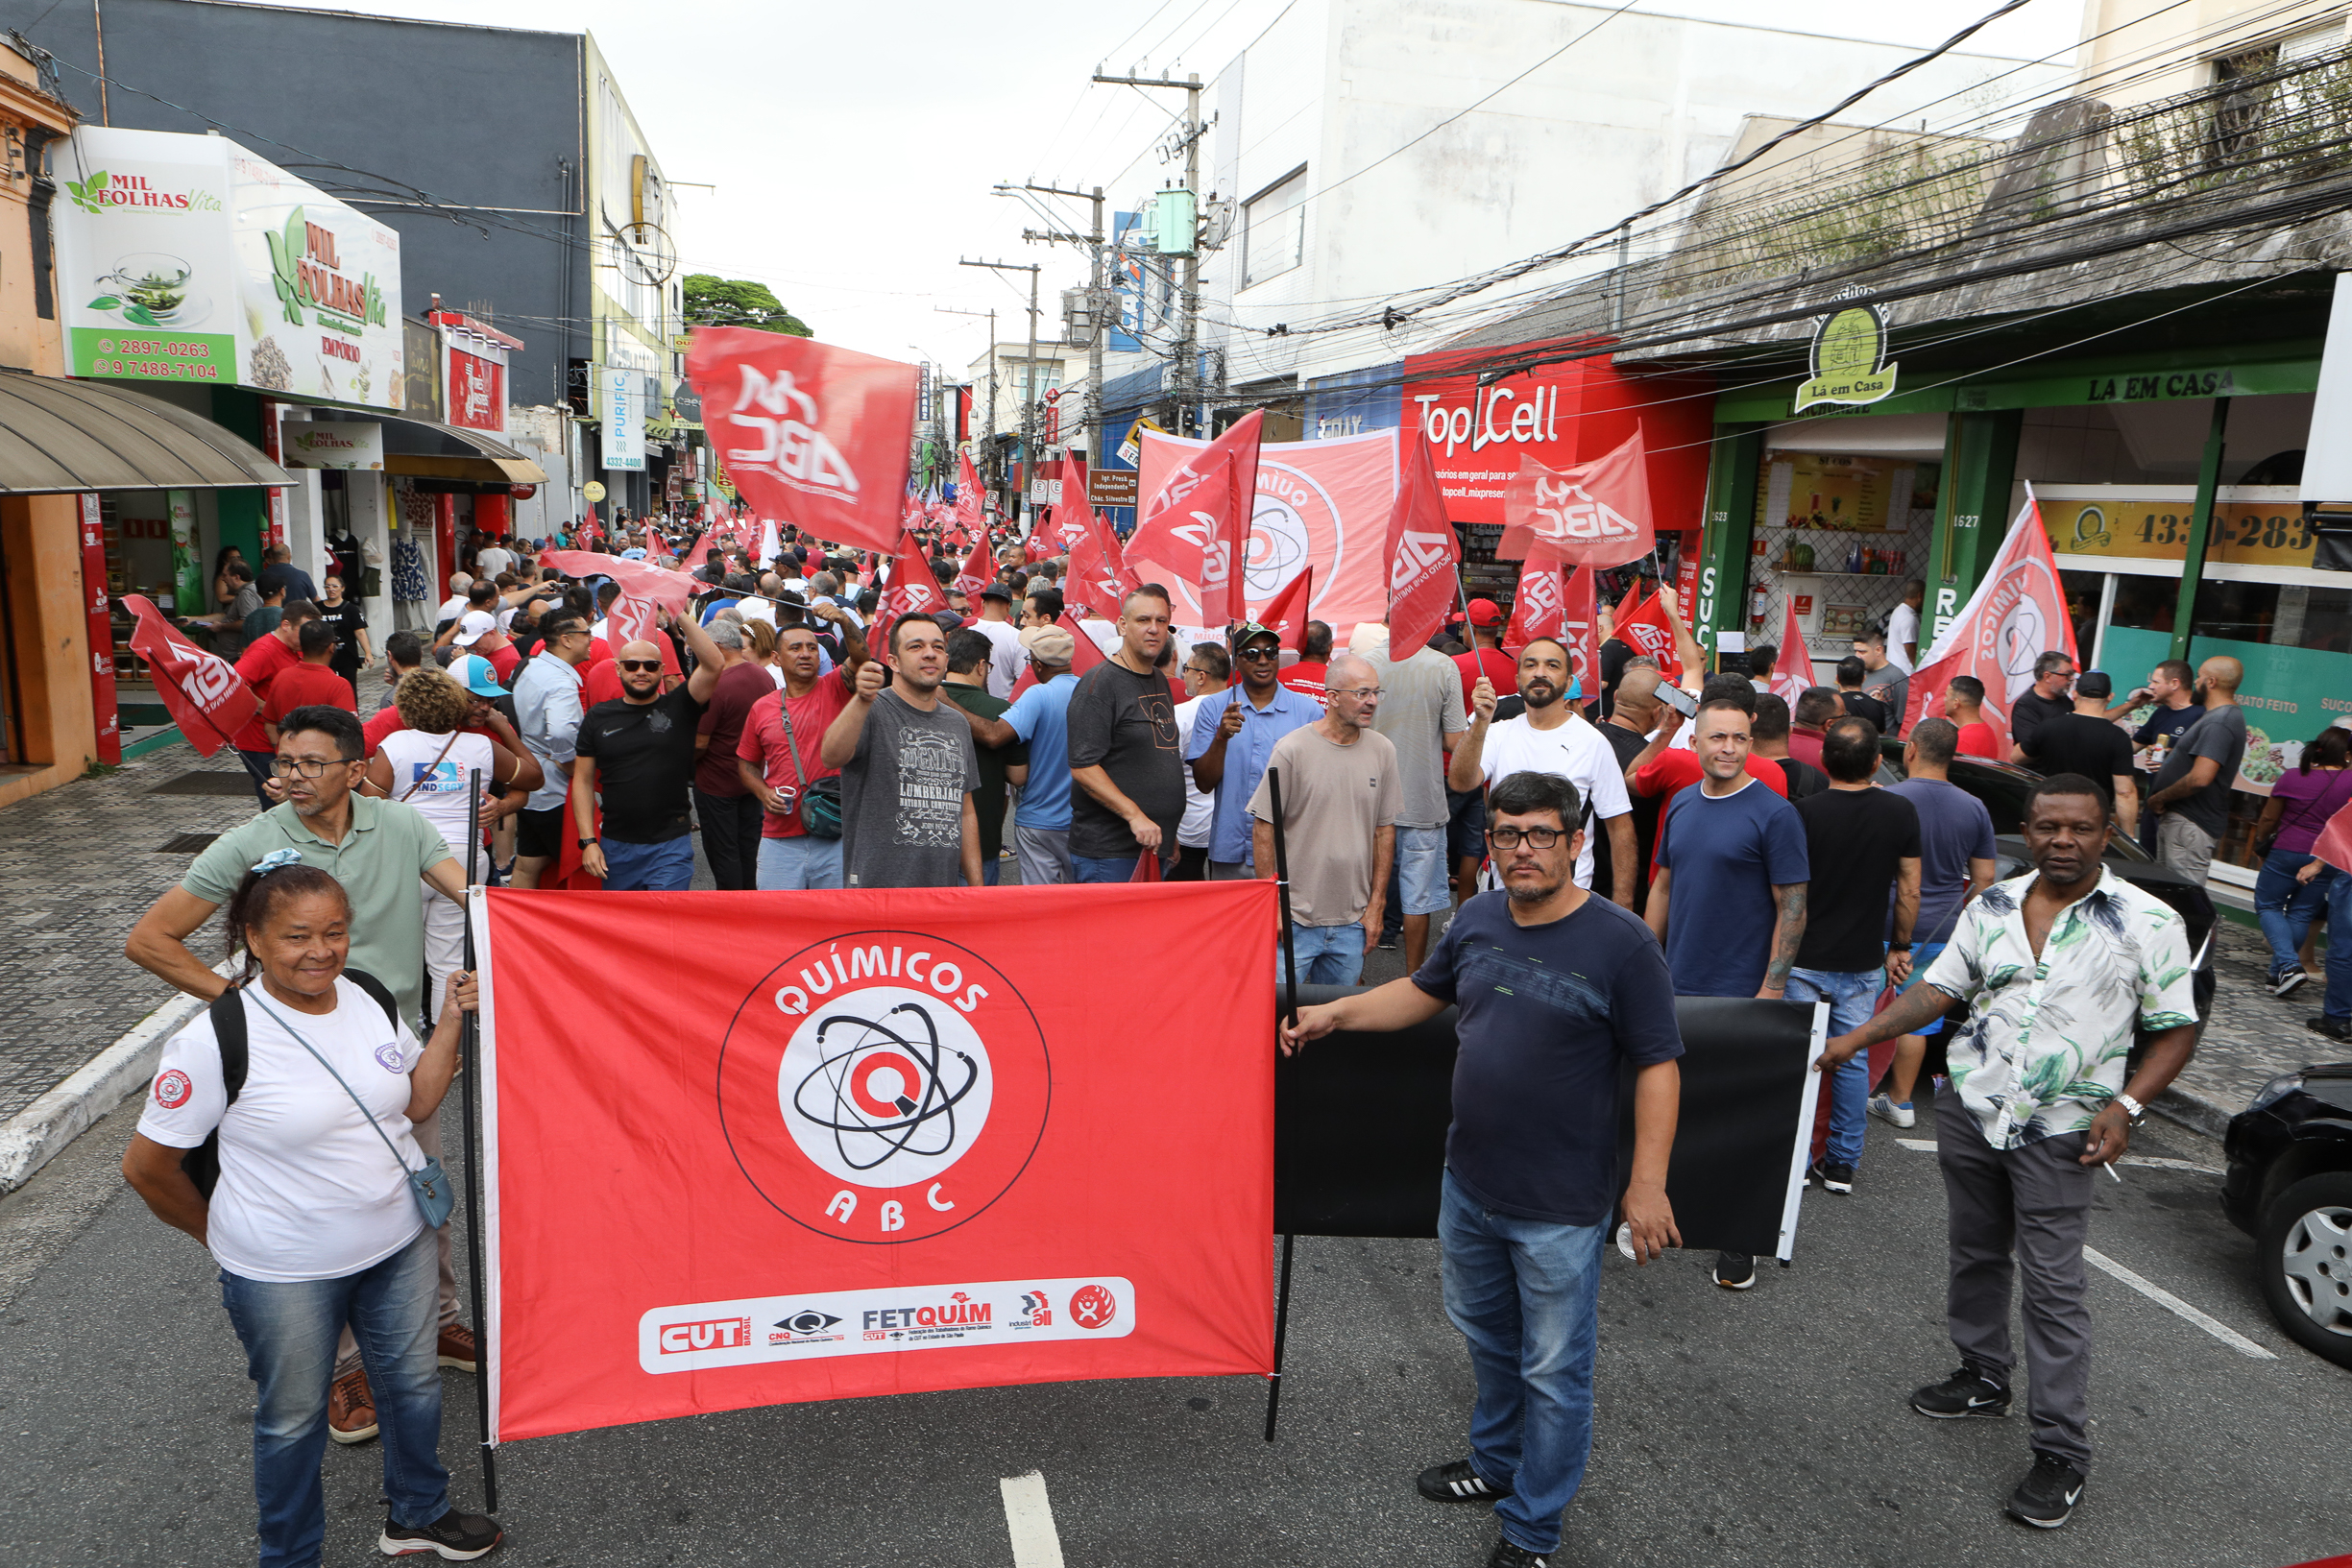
227,599,320,805
737,615,872,888
258,620,355,747
1452,599,1518,707
693,619,778,890
1787,687,1838,770
1944,676,2000,759
1278,620,1334,710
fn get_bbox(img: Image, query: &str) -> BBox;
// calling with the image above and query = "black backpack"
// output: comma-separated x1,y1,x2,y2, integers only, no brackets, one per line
181,969,401,1200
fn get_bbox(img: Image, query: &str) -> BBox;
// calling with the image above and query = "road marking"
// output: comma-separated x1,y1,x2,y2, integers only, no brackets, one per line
1894,1138,2221,1176
1001,1470,1066,1568
2081,1246,2277,1360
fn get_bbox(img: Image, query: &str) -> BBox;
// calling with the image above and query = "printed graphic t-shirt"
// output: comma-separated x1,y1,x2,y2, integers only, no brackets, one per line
840,688,982,888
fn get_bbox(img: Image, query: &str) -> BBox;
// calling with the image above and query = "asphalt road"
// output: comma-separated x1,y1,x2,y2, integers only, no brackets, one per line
2,1039,2344,1568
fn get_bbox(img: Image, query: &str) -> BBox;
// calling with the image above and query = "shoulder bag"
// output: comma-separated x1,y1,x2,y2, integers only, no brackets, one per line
776,697,842,839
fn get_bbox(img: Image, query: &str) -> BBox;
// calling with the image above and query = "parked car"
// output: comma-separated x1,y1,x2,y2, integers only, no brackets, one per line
2222,1066,2352,1368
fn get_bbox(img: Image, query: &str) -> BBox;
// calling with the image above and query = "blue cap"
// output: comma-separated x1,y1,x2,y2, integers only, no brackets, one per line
451,654,506,697
619,546,648,561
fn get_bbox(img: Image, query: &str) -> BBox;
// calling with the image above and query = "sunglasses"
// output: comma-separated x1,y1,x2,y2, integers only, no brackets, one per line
1235,646,1280,661
618,659,663,672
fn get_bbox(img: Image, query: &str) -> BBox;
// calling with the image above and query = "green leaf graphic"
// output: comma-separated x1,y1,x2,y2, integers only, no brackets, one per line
85,295,121,310
123,304,160,327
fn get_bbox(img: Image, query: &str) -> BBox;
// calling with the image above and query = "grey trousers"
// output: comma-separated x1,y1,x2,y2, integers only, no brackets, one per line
1935,1086,2095,1469
1015,824,1072,886
2155,811,2216,888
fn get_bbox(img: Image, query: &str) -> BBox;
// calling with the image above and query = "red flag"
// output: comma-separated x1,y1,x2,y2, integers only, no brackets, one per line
1497,428,1656,568
2311,796,2352,875
952,527,994,599
687,327,917,554
542,551,699,615
1384,427,1461,653
1612,589,1683,683
1051,450,1092,551
1560,566,1599,698
953,449,985,542
1769,594,1815,700
1057,610,1107,675
1258,566,1313,655
1024,525,1056,565
474,881,1276,1441
123,594,256,756
1068,508,1141,621
1129,410,1263,626
1902,492,2077,752
1500,563,1564,660
874,529,946,634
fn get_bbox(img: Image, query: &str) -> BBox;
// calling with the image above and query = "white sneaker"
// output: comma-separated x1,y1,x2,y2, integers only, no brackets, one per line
1868,1094,1916,1129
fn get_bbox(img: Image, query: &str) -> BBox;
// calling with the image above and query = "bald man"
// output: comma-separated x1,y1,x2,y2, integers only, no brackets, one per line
570,610,728,890
1599,663,1669,913
2145,655,2246,886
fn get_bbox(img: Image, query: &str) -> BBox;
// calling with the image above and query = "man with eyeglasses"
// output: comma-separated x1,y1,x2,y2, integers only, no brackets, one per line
1279,769,1683,1568
509,611,595,889
2005,652,2077,760
1190,621,1321,880
570,612,728,891
1248,655,1400,984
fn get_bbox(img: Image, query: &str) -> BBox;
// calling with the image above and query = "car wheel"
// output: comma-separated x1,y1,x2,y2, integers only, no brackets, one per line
2257,1172,2352,1369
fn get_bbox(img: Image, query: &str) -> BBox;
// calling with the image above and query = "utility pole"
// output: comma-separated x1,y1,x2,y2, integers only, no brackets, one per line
999,181,1107,496
960,257,1042,521
1093,70,1204,435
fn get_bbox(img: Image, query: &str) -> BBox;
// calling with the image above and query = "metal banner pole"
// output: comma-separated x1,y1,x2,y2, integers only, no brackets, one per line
1265,766,1299,1441
1263,1231,1296,1443
456,770,499,1511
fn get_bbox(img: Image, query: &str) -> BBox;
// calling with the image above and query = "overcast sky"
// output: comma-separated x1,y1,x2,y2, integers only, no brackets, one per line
249,0,2084,371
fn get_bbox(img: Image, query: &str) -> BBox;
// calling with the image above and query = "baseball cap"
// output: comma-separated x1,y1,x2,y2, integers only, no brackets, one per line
1230,620,1280,650
2075,671,2114,699
1018,625,1076,664
979,581,1014,602
450,654,506,697
620,546,648,561
453,611,496,646
1465,597,1504,627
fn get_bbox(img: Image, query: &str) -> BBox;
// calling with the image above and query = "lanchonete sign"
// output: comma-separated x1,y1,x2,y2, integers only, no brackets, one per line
51,126,403,408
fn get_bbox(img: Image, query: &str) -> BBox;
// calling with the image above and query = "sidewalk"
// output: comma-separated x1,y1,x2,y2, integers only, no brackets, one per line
2167,914,2341,1133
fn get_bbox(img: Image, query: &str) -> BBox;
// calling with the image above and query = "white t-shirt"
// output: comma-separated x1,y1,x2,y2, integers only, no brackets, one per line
1172,693,1217,850
435,593,468,626
137,978,428,1283
378,727,498,873
1887,602,1920,671
475,546,514,578
1473,710,1635,890
740,597,777,626
972,616,1023,699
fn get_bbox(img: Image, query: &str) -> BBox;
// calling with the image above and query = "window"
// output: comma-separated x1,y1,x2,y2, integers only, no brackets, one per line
1242,166,1307,290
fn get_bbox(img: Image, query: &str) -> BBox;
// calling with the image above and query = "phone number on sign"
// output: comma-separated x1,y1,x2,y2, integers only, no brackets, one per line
98,338,214,358
89,358,222,380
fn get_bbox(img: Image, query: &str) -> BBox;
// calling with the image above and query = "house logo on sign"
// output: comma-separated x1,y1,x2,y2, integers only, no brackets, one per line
726,367,862,500
1529,478,1638,543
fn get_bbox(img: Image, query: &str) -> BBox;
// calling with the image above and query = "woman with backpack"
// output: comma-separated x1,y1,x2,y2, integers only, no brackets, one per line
120,856,503,1565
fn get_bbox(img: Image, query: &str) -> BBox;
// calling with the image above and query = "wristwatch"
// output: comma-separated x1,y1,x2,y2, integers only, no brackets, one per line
2115,1092,2146,1122
578,836,598,848
1887,942,1913,953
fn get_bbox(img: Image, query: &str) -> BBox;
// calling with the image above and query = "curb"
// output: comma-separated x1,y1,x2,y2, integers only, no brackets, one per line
0,959,236,1194
2153,1085,2232,1141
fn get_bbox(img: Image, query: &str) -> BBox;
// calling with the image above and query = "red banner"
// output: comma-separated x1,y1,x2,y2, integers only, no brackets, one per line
1129,410,1263,626
1613,589,1683,683
1500,560,1563,663
875,529,946,633
1902,494,2077,752
1769,594,1815,700
1497,428,1655,567
687,327,917,554
79,495,121,764
1385,427,1461,653
122,593,255,756
951,527,994,599
1068,507,1141,622
1057,609,1107,675
1561,566,1598,699
475,883,1276,1440
541,551,699,615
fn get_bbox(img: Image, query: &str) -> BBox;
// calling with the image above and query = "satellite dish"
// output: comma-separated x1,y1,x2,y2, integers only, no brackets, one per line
618,222,677,287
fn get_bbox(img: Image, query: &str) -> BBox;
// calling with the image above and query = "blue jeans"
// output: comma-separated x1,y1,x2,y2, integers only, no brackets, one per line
1438,1170,1605,1555
1282,921,1366,986
601,834,694,890
758,833,843,890
2256,849,2338,978
2326,868,2352,1024
1786,965,1885,1167
1072,852,1170,883
219,1227,447,1568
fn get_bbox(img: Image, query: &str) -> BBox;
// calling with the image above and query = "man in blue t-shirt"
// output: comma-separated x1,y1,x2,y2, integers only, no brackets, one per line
1645,696,1808,1293
990,626,1081,884
1283,770,1683,1568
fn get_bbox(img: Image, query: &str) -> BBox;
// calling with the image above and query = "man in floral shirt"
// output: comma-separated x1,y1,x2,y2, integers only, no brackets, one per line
1815,772,2197,1532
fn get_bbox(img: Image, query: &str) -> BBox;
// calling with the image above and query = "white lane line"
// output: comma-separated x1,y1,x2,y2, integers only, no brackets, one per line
1893,1139,2219,1175
1001,1470,1067,1568
2082,1246,2277,1360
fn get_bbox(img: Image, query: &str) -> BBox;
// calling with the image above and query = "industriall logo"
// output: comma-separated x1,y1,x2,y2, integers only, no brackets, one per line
716,931,1051,1244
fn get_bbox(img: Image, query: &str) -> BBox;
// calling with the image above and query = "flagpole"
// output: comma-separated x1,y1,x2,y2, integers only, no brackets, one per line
456,770,499,1513
1265,765,1299,1443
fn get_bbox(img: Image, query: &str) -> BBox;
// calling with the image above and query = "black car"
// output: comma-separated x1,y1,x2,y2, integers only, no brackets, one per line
2222,1066,2352,1367
1873,745,2220,1029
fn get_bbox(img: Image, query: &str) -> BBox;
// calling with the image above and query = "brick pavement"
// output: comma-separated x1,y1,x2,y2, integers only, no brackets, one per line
2172,915,2344,1118
0,742,260,1122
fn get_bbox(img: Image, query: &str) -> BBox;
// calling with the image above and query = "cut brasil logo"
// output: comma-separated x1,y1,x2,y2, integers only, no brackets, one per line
715,931,1052,1244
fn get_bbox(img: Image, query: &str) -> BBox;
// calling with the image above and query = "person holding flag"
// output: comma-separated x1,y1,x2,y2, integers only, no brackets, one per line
1447,639,1637,907
1187,620,1321,880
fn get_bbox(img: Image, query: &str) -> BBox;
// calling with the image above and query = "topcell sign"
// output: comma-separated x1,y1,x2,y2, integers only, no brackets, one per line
1401,354,1581,526
52,127,402,408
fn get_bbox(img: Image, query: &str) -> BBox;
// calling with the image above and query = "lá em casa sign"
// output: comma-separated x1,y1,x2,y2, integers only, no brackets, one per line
1793,300,1898,414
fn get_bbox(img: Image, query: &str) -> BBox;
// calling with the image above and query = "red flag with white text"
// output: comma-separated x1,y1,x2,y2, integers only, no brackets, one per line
474,883,1276,1441
1129,410,1263,626
1561,567,1599,699
1612,588,1683,683
1069,508,1142,621
952,528,994,599
1500,563,1564,660
123,594,255,756
875,530,947,632
543,551,699,615
1902,492,2077,752
1384,429,1461,653
1498,428,1655,568
953,450,985,542
687,327,917,554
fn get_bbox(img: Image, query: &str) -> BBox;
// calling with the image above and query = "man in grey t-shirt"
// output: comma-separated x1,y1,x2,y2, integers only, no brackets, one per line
1366,626,1469,971
2146,655,2246,886
820,613,982,888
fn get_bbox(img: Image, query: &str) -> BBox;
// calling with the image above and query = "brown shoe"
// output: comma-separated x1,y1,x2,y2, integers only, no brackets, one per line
327,1367,378,1445
437,1322,478,1372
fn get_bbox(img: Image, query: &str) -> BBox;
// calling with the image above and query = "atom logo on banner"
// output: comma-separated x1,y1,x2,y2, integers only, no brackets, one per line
717,934,1050,1245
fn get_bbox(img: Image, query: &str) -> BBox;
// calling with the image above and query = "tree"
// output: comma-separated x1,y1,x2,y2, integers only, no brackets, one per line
683,275,812,336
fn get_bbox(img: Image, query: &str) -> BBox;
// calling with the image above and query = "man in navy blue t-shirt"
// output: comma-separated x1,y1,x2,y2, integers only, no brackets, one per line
1283,770,1683,1568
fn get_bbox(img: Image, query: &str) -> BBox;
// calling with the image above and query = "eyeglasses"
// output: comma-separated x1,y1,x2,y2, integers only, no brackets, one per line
1236,646,1279,661
1487,826,1565,850
271,757,352,778
617,659,663,672
1332,687,1383,700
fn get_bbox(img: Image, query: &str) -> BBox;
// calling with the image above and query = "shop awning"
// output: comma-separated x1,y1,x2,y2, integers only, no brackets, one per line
359,411,549,485
0,371,292,494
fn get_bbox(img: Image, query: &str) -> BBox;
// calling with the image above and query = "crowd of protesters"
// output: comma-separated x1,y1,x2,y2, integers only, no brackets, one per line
117,505,2352,1568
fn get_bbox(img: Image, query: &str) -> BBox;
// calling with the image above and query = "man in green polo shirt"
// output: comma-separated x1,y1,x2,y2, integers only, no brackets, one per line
126,702,473,1445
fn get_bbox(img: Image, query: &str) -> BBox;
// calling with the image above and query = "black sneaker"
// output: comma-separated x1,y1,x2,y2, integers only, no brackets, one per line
1485,1540,1551,1567
1910,1364,2011,1419
2272,966,2309,998
379,1508,502,1560
2005,1451,2086,1529
1819,1161,1855,1194
1417,1458,1512,1503
2309,1015,2352,1042
1711,1251,1755,1291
